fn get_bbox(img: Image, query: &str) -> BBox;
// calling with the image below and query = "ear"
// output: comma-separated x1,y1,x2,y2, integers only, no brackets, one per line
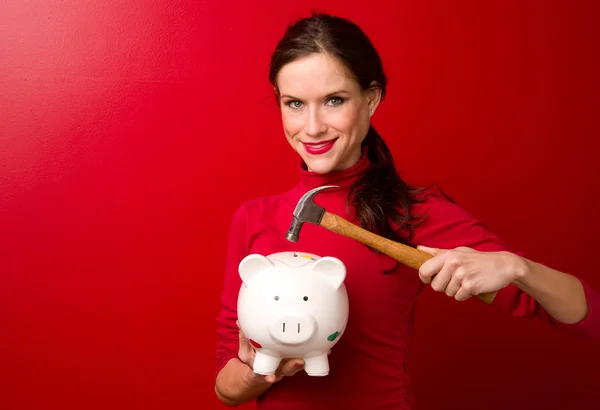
366,81,382,114
311,257,346,289
239,254,273,285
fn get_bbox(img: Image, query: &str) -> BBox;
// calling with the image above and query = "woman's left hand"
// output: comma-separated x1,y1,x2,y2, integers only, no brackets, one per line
417,245,527,301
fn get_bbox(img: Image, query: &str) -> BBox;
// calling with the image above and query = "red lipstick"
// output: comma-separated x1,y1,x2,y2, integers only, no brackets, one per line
302,138,337,155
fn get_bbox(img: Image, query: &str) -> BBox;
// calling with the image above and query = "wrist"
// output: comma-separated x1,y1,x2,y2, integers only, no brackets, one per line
215,358,273,407
510,253,532,287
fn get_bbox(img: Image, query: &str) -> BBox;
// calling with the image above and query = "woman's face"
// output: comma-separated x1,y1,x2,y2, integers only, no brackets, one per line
275,53,380,174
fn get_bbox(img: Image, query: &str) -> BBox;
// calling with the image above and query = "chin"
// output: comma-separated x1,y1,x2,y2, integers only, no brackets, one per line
302,155,339,174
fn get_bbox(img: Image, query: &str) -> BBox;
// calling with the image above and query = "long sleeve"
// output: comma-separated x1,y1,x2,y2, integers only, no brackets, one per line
412,194,600,338
214,202,250,381
492,274,600,338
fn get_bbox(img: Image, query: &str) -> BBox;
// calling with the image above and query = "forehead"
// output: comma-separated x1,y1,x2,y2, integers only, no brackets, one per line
276,53,359,97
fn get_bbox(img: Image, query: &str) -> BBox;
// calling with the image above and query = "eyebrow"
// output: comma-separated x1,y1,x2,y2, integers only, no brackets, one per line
280,89,350,100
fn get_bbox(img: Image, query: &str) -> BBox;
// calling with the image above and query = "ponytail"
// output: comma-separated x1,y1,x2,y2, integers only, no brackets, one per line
347,126,425,245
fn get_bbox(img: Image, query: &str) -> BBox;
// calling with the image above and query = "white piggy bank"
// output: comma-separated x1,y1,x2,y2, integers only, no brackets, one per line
237,251,349,377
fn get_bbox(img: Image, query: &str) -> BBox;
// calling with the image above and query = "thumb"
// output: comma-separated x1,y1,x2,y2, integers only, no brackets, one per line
417,245,446,256
239,330,251,348
238,330,254,358
239,330,246,343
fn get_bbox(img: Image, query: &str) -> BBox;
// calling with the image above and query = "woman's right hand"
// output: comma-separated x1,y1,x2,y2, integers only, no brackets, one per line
236,320,305,384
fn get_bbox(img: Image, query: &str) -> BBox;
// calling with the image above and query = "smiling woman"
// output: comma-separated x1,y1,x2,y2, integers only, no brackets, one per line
213,11,600,410
275,53,378,173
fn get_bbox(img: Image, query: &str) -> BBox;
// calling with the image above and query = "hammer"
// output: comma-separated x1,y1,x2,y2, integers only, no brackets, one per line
286,185,497,304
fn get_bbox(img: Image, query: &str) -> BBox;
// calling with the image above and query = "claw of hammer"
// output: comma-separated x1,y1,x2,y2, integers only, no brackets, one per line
285,184,497,304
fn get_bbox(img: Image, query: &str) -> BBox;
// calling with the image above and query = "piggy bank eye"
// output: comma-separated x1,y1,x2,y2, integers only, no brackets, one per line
274,296,279,301
303,296,308,301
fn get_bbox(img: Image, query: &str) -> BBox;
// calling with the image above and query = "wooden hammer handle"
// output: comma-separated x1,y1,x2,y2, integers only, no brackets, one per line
320,211,497,304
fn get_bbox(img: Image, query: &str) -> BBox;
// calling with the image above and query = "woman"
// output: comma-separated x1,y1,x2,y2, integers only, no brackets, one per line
213,13,599,409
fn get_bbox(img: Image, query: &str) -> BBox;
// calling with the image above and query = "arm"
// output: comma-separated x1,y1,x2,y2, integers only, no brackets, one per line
214,203,271,406
413,194,600,337
214,203,303,406
216,344,305,407
513,257,589,324
493,256,600,337
215,358,273,406
418,245,600,337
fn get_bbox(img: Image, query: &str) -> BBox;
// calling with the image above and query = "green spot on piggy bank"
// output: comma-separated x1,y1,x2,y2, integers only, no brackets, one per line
327,331,340,342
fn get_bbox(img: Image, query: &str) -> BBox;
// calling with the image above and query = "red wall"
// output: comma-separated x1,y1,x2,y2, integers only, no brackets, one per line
1,1,599,409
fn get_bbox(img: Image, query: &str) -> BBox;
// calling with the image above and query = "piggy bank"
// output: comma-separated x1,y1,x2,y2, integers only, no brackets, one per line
237,251,349,376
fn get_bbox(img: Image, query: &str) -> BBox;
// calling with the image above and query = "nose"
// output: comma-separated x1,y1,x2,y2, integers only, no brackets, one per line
269,315,316,345
304,108,327,138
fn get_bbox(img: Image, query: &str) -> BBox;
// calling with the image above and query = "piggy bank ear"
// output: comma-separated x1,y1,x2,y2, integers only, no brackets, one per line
311,257,346,289
239,254,273,285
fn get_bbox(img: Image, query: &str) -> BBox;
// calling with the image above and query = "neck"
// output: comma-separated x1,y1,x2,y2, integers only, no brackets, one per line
298,147,371,191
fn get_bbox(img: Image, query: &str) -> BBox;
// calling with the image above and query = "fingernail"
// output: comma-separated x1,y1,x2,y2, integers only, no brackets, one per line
295,363,303,367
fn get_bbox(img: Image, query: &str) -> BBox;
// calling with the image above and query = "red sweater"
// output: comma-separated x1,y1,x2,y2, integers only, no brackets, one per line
215,151,600,409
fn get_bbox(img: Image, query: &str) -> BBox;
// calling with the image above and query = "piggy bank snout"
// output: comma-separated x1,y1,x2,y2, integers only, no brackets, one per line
269,315,316,345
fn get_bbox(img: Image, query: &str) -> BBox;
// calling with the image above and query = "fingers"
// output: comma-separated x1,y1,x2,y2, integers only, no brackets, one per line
238,329,248,344
444,272,462,298
418,245,490,302
280,358,305,376
429,262,452,292
417,245,443,256
264,374,280,383
236,321,252,350
263,359,305,383
237,323,248,344
418,248,447,284
418,247,468,299
454,284,473,302
420,245,475,254
236,320,247,343
236,319,256,369
237,330,254,362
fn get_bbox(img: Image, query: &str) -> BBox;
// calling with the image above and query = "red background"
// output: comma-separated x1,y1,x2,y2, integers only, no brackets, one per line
1,1,599,409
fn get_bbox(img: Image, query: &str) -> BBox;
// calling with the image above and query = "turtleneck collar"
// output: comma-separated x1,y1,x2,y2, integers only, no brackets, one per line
297,147,371,191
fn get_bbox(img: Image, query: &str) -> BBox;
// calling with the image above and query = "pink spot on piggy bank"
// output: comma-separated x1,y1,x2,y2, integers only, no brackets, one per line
249,339,262,349
237,251,349,377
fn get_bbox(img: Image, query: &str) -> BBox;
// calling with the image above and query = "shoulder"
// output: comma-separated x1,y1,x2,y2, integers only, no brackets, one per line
412,189,478,224
410,188,515,252
228,187,297,228
237,188,294,216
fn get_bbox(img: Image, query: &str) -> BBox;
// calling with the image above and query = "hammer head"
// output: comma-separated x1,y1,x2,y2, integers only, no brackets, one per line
286,185,339,242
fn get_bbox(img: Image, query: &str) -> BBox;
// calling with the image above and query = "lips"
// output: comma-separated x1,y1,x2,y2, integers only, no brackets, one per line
302,138,337,155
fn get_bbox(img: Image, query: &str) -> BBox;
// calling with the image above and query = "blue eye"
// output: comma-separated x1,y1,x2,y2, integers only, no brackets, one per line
327,97,344,106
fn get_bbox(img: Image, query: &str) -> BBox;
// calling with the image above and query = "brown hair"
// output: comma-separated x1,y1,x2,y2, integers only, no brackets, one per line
269,12,427,244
